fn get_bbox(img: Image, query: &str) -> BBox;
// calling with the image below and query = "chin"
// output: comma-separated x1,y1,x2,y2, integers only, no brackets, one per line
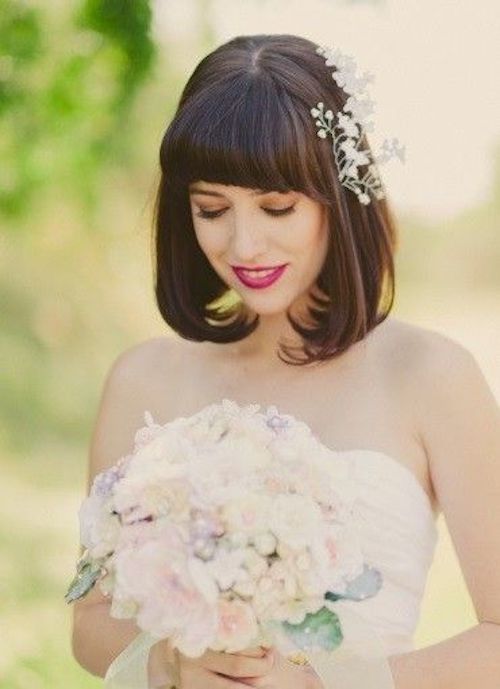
239,293,297,317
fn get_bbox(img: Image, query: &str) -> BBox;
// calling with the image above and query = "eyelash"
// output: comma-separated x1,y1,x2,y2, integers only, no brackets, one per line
195,206,296,219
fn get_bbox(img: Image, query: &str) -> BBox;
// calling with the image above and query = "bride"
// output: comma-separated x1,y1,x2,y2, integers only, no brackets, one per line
70,33,500,688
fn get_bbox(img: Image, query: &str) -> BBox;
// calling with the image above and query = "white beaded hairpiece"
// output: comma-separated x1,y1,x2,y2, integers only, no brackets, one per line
311,44,406,205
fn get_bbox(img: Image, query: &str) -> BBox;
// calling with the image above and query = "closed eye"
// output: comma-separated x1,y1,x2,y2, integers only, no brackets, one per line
195,206,296,219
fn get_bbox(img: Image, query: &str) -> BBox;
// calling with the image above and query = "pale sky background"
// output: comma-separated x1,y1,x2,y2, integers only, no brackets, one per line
153,0,500,223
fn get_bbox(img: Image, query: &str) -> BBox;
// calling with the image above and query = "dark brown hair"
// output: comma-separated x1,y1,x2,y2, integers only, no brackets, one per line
153,33,399,366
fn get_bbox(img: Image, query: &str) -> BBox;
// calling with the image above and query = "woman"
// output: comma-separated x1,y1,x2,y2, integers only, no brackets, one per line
71,34,500,688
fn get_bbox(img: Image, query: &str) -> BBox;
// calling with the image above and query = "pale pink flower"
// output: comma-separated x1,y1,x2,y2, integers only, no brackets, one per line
115,520,156,550
211,598,259,653
113,522,218,652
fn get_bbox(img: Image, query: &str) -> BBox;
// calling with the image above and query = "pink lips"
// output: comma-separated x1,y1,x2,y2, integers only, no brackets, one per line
232,265,288,289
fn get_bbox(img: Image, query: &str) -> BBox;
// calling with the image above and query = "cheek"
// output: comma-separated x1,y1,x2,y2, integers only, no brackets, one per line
193,224,227,257
286,211,327,255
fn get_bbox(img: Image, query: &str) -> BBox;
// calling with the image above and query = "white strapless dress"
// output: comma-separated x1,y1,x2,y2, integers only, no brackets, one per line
320,448,439,656
104,406,440,689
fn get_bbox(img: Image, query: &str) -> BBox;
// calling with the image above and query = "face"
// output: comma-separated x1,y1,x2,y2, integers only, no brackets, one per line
188,182,329,316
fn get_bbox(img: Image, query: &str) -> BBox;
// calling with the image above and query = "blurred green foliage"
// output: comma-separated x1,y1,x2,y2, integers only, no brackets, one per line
0,0,156,224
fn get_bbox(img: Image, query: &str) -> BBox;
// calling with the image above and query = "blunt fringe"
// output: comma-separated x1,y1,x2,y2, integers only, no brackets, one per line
152,33,399,366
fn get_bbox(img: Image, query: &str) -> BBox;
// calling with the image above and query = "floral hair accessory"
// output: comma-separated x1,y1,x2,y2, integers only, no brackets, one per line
311,43,406,206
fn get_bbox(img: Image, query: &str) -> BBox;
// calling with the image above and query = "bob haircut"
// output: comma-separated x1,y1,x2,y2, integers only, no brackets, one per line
153,33,398,366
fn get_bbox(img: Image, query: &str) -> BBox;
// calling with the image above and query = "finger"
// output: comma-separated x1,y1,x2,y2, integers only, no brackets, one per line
235,677,270,688
201,647,275,678
206,649,274,678
210,669,263,689
235,646,267,658
179,663,253,689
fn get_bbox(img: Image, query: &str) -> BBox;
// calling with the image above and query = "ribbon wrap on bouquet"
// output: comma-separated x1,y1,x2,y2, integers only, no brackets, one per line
104,603,396,689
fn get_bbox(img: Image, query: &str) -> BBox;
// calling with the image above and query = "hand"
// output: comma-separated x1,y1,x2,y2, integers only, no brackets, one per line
239,647,322,689
173,643,276,689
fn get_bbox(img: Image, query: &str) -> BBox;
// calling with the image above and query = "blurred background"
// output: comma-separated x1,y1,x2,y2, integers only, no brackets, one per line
1,0,499,686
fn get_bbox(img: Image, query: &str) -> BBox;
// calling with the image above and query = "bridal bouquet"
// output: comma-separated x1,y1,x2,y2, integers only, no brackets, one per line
66,399,388,687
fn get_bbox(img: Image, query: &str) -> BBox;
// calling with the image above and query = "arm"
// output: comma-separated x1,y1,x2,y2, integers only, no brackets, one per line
71,595,175,686
387,622,500,689
70,339,178,686
370,335,500,689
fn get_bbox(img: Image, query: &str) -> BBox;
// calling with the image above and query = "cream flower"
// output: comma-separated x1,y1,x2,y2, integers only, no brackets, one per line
268,493,324,550
112,466,189,520
78,494,120,557
205,545,247,591
221,494,273,537
242,548,269,579
272,595,325,625
253,532,277,556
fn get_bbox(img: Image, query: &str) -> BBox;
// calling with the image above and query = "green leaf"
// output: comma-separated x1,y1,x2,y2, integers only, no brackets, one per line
325,563,383,602
282,605,344,652
64,559,103,603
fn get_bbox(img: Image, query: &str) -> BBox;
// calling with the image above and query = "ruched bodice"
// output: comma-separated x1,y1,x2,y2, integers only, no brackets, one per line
321,447,440,656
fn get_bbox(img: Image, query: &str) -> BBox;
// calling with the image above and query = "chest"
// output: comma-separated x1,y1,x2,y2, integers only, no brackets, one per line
169,345,409,456
156,341,436,510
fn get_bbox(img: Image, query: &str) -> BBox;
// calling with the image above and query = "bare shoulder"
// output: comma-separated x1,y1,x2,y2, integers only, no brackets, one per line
108,335,183,383
97,335,182,427
380,315,499,466
86,335,185,487
369,317,488,418
392,316,498,431
373,316,477,375
374,315,492,434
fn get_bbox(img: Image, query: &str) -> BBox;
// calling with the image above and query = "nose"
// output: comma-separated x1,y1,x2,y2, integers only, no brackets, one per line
229,212,267,261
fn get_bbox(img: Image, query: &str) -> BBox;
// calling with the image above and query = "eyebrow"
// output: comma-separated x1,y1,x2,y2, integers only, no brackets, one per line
188,186,280,197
